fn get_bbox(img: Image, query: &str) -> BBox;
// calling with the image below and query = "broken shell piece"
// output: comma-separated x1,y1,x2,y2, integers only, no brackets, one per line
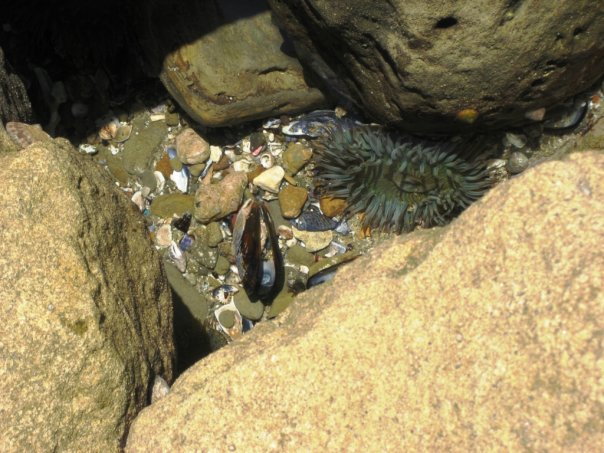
98,117,119,140
210,145,223,163
170,168,189,193
78,144,97,155
153,171,166,193
214,301,243,340
169,241,186,273
131,191,146,211
212,285,239,303
151,376,170,403
114,124,133,143
155,224,172,247
259,152,274,169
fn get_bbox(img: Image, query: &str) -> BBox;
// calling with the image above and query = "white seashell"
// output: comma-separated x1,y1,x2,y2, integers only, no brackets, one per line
154,171,166,193
114,124,133,143
109,144,120,155
170,169,189,193
285,237,298,248
155,224,172,247
78,143,97,155
98,118,119,140
268,142,284,156
151,376,170,403
233,159,252,173
169,241,186,273
131,191,146,211
214,301,243,340
240,137,251,154
259,152,274,169
299,265,310,275
268,132,275,142
150,113,166,122
210,145,223,163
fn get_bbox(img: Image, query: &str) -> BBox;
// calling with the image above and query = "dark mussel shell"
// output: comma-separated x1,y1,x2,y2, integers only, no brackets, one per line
232,199,284,303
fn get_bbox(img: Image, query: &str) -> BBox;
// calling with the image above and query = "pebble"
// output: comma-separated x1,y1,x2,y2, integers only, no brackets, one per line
319,196,347,217
141,170,157,191
210,145,223,163
214,256,231,275
155,224,173,247
253,166,285,193
150,193,195,218
292,227,334,252
188,163,206,177
507,151,529,174
194,171,247,223
286,244,316,268
206,222,224,247
151,376,170,403
165,112,180,127
266,291,294,319
176,127,211,165
282,143,313,175
278,185,308,218
155,153,173,179
525,107,546,121
504,132,527,149
233,290,265,321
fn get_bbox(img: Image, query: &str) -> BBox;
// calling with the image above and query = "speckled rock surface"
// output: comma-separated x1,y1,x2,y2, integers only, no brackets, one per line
194,171,248,223
268,0,604,133
0,140,175,452
126,148,604,451
137,0,326,127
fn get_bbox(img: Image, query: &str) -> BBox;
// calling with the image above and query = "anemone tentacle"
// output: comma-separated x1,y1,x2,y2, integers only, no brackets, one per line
314,125,492,234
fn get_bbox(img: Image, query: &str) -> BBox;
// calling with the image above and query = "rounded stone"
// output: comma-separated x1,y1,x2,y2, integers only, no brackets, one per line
253,166,285,193
282,143,313,175
507,152,529,175
319,195,347,218
278,185,308,218
233,291,265,321
292,228,333,253
214,256,230,275
269,0,604,133
194,172,248,223
176,128,211,165
150,193,195,218
218,310,235,329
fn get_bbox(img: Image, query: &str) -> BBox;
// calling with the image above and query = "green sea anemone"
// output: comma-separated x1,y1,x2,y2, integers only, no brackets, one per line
314,124,492,233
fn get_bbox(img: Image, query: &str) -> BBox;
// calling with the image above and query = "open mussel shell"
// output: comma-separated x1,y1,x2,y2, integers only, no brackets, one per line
232,199,284,303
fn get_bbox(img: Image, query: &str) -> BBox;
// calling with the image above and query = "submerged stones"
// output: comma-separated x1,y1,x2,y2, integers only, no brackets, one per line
194,172,247,223
175,127,210,165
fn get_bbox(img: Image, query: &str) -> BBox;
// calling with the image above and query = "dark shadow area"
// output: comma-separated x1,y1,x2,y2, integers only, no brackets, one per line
0,0,279,142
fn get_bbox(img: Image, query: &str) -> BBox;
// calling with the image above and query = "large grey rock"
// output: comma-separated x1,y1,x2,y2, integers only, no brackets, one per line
136,0,326,127
0,139,175,452
268,0,604,133
126,147,604,451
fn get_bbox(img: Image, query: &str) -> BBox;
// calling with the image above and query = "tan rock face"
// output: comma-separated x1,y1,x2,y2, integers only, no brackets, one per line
0,140,175,452
127,150,604,452
194,171,248,223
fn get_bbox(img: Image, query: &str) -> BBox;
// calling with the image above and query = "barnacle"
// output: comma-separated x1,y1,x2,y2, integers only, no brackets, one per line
314,124,492,233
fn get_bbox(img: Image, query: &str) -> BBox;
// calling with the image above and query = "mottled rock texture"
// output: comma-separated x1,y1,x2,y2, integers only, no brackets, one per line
0,140,175,452
268,0,604,133
126,147,604,451
0,46,31,124
136,0,326,127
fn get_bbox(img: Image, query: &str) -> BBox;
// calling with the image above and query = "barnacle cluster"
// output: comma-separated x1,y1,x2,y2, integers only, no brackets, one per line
314,123,492,233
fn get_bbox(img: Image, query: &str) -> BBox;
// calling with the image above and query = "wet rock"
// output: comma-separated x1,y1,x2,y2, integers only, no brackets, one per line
126,150,604,452
194,172,247,223
0,46,32,124
319,195,347,218
268,0,604,133
175,127,210,165
252,166,285,193
292,227,333,252
206,222,224,247
123,115,167,175
266,291,295,319
165,112,180,127
137,0,325,127
150,193,195,218
233,291,265,321
507,151,529,174
214,256,231,275
155,224,173,247
286,244,316,268
282,142,313,175
0,140,174,452
278,185,308,218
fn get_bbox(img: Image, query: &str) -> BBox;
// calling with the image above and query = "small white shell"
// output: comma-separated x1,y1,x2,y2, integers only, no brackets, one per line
78,144,97,155
169,241,186,273
170,169,189,193
131,191,146,211
98,117,119,140
210,145,223,163
233,159,252,173
154,171,166,193
259,152,274,169
155,224,172,247
151,376,170,403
